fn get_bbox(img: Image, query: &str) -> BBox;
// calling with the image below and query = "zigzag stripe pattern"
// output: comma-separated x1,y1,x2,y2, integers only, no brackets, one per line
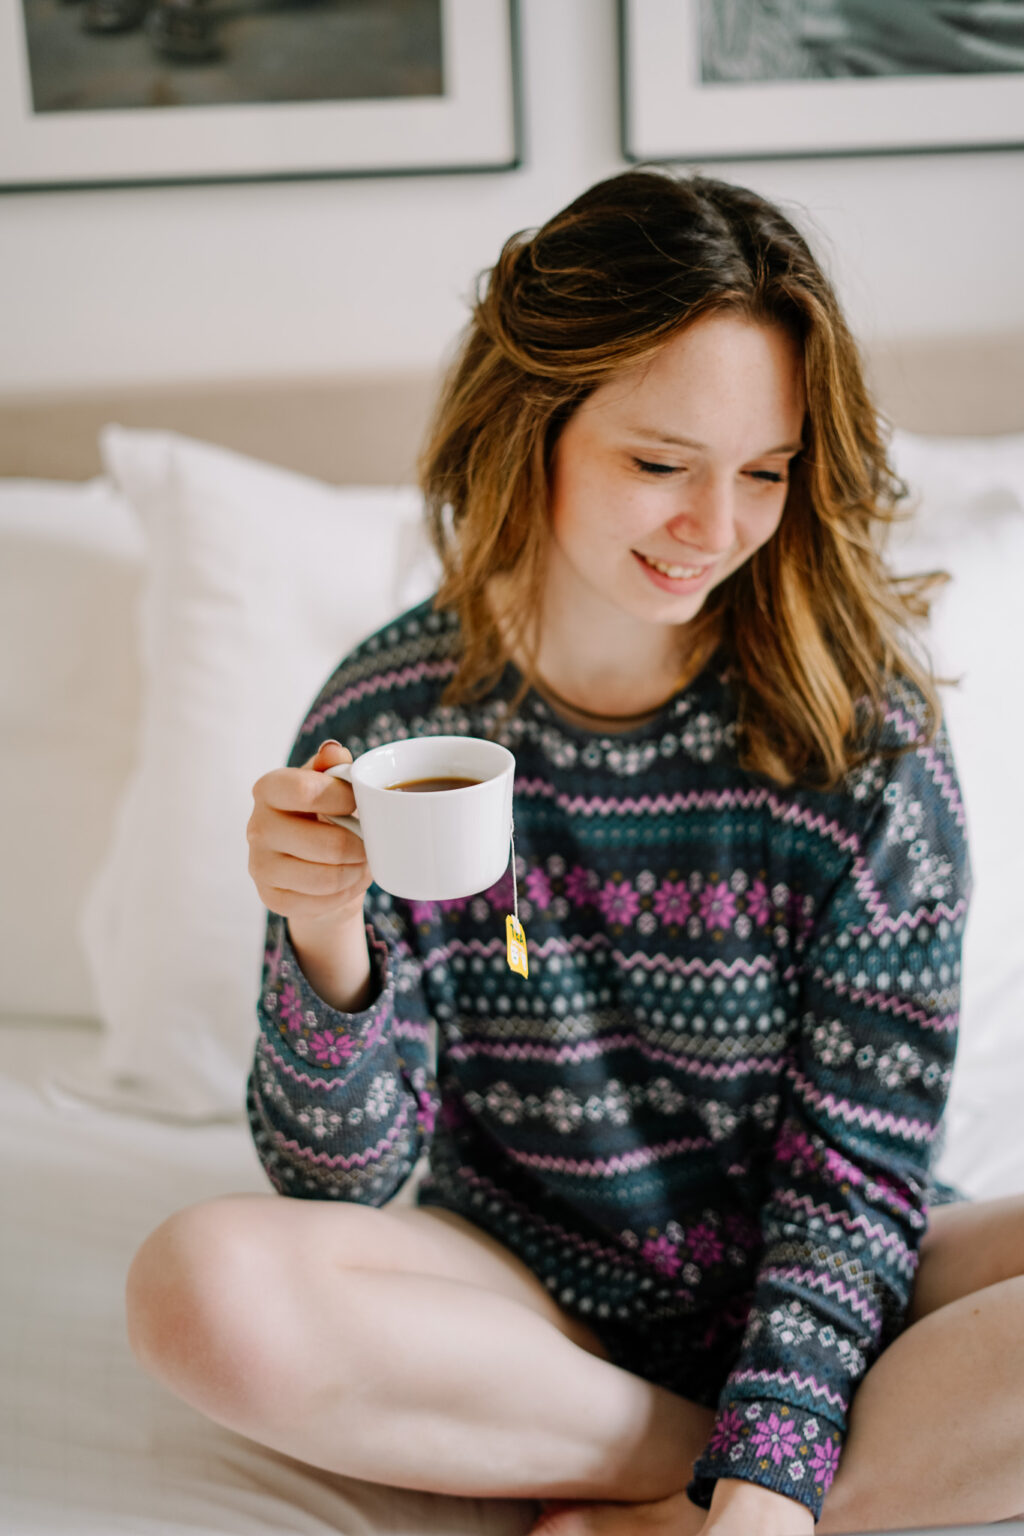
729,1368,848,1412
299,658,458,735
423,932,610,970
514,778,863,857
851,852,968,932
273,1099,410,1170
612,950,775,979
507,1133,712,1178
424,933,775,980
886,704,967,830
810,966,957,1033
772,1189,912,1258
789,1066,936,1144
446,1032,780,1078
258,1032,367,1093
393,1019,430,1043
761,1264,883,1330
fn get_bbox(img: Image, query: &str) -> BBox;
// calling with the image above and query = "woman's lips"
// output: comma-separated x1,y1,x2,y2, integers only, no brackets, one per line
633,549,716,592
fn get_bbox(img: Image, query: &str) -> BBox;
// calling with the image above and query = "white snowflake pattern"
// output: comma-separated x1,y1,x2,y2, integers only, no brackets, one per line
810,1019,855,1068
364,1072,399,1120
769,1300,818,1346
680,711,725,762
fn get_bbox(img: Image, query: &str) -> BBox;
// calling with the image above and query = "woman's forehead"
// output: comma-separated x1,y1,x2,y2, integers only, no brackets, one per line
576,317,805,443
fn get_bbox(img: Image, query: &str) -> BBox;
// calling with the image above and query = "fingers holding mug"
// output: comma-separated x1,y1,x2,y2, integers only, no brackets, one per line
319,758,364,839
305,740,357,821
247,740,371,922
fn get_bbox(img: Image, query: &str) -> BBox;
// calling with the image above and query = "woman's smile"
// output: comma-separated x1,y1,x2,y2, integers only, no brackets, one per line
632,548,718,592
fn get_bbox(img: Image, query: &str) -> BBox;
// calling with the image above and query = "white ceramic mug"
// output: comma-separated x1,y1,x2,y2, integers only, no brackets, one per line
323,735,515,902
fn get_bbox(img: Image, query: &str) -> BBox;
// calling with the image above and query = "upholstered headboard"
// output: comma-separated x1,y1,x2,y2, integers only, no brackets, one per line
1,333,1022,485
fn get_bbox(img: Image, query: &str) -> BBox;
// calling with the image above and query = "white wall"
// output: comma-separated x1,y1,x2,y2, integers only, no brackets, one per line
2,0,1023,394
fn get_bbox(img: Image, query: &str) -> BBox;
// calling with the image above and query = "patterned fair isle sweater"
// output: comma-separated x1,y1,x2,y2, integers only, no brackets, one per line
248,598,968,1522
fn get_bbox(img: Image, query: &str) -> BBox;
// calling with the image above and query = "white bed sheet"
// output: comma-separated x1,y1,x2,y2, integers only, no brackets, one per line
3,1015,1021,1536
0,1016,534,1536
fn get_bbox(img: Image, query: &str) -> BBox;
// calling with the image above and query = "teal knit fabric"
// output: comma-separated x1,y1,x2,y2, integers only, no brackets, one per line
248,598,968,1521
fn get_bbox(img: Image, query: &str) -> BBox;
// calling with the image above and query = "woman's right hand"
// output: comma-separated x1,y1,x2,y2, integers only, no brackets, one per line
248,739,372,926
248,740,375,1011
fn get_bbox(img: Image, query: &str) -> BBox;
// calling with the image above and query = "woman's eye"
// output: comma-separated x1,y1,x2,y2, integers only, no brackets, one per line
633,458,679,476
748,469,786,484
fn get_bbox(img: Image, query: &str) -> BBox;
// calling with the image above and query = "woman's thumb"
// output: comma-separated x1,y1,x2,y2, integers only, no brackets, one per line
311,739,352,772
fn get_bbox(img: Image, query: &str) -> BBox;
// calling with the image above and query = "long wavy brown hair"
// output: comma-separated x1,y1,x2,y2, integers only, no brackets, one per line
419,168,942,790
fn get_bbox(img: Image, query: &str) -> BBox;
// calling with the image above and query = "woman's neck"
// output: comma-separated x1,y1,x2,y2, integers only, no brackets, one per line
488,569,690,728
534,637,685,726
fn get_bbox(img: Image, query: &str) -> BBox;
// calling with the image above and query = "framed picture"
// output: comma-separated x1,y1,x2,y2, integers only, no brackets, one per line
1,0,521,192
620,0,1024,162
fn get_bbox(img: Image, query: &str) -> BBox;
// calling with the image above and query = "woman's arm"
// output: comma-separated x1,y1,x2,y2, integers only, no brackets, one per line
287,904,373,1013
247,898,438,1206
245,707,438,1204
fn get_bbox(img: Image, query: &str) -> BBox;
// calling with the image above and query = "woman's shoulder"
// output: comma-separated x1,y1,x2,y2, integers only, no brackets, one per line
845,672,958,800
823,673,968,886
287,597,461,766
337,597,459,678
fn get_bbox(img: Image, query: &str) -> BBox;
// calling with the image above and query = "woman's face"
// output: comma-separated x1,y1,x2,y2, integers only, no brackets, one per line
545,312,806,633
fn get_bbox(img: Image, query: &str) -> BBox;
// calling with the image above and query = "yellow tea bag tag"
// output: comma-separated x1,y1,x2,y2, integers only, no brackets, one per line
505,914,529,978
505,822,529,978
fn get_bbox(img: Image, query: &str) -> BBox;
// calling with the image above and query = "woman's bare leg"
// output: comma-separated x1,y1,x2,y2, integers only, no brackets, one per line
535,1192,1024,1536
125,1193,714,1503
816,1191,1024,1533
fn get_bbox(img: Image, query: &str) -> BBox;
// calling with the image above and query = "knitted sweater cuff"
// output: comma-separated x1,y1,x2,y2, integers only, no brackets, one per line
259,915,392,1074
687,1396,843,1522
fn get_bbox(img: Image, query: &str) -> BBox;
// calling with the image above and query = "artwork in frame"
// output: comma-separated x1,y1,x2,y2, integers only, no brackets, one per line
619,0,1024,162
0,0,520,192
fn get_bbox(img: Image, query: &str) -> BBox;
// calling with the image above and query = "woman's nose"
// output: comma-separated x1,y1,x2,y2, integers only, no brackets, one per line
666,478,735,555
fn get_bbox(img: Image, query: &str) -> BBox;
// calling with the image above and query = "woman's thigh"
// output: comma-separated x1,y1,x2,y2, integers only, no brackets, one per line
134,1191,611,1362
907,1190,1024,1325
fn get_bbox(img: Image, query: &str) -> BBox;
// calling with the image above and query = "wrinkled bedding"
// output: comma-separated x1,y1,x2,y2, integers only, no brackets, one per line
2,1014,1021,1536
0,1016,533,1536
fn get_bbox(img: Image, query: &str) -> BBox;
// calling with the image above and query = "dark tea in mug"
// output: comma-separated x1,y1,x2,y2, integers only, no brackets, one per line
387,776,482,793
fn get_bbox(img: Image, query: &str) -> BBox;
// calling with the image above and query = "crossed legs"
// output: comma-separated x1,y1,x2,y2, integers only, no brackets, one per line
125,1189,1024,1530
125,1194,712,1503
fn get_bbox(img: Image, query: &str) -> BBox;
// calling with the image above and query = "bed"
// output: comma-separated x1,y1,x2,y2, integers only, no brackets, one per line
2,342,1023,1536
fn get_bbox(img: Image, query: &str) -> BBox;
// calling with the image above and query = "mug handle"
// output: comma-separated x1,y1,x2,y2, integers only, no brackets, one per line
320,761,363,839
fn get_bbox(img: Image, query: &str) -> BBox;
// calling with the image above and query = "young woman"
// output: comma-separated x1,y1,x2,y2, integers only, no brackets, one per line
126,171,1024,1535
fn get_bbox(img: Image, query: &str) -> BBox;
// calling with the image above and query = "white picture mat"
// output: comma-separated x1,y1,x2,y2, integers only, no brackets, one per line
622,0,1024,161
0,0,518,187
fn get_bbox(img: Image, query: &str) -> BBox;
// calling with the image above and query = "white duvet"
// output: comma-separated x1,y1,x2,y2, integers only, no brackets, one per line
3,1016,1023,1536
0,1017,534,1536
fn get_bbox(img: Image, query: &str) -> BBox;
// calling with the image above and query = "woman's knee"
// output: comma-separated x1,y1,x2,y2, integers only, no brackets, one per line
124,1194,397,1418
125,1194,293,1418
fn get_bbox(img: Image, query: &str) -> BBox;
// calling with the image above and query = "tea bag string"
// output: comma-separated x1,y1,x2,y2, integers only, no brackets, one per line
510,817,519,923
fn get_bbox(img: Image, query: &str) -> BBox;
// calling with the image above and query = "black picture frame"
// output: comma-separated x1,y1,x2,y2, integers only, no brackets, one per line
1,0,522,193
619,0,1024,163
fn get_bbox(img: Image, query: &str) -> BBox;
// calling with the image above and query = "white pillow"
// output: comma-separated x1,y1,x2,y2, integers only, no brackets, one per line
887,429,1024,1197
64,428,439,1122
0,477,144,1019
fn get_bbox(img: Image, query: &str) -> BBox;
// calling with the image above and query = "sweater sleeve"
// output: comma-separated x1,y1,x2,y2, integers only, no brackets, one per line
247,887,439,1205
688,716,969,1520
245,609,448,1203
